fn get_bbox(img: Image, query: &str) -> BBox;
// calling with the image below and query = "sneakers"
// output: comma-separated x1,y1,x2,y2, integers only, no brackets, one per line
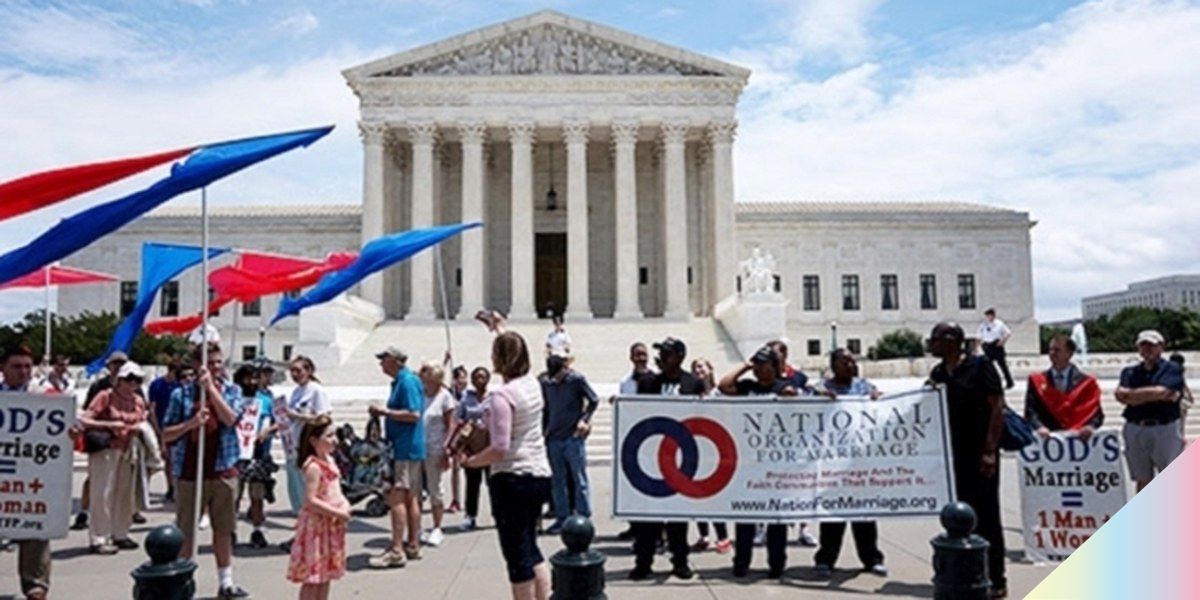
814,564,833,579
690,537,710,552
671,564,695,580
713,539,733,554
797,528,817,547
867,563,888,576
404,545,423,560
89,543,118,555
113,538,139,550
767,566,784,580
250,530,268,549
459,517,477,531
217,584,251,599
278,538,293,553
131,512,147,524
70,512,89,531
426,528,445,547
732,565,749,578
628,566,651,581
368,548,407,569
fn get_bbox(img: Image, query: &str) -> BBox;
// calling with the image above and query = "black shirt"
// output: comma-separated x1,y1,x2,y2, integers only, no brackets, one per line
637,371,705,396
1119,359,1184,422
733,378,791,397
929,355,1002,464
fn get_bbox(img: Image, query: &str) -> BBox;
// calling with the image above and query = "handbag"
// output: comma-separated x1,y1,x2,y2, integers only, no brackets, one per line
1000,406,1036,451
84,428,115,453
450,420,490,456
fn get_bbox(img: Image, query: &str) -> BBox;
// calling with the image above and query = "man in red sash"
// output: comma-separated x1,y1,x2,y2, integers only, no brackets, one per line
1023,333,1103,440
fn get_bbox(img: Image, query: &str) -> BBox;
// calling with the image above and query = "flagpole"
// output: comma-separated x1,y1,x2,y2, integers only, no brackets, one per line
434,245,453,364
231,304,239,364
43,264,52,365
192,186,210,559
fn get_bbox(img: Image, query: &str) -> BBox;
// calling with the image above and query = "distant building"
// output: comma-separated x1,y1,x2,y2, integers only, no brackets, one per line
1082,275,1200,320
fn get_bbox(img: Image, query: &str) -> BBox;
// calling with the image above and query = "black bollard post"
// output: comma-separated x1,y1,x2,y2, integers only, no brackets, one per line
931,502,991,600
549,515,606,600
130,524,197,600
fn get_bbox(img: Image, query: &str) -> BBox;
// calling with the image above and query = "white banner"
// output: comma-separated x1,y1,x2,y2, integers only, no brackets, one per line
613,388,955,521
0,393,75,539
1018,429,1128,562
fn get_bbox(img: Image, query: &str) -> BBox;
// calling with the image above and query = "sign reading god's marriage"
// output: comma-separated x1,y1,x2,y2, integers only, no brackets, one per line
0,393,75,539
613,388,955,521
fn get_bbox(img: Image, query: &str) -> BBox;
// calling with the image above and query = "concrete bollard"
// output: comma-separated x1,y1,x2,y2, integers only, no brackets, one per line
549,515,606,600
130,524,197,600
931,502,991,600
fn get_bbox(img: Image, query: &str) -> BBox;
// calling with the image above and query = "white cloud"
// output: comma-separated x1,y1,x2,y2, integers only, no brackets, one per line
276,10,320,37
0,4,153,72
734,0,1200,320
777,0,885,65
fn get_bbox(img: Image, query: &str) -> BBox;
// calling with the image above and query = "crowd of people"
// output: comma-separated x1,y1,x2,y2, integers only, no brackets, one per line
0,306,1192,600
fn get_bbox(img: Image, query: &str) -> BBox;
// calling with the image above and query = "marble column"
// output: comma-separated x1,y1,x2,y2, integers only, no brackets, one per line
708,119,737,305
408,119,438,320
358,121,387,308
612,118,643,319
661,118,690,319
563,119,591,319
508,120,537,319
458,121,487,316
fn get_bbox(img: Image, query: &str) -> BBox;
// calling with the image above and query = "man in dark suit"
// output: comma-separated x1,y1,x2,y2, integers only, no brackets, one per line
1024,333,1103,440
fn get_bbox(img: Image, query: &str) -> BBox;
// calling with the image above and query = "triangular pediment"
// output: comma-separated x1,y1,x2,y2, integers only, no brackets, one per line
344,10,749,80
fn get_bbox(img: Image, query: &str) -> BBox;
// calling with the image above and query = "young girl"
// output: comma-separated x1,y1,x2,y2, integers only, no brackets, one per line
288,415,349,600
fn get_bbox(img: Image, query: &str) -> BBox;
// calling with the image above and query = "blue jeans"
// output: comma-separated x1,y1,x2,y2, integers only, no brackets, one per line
546,437,590,522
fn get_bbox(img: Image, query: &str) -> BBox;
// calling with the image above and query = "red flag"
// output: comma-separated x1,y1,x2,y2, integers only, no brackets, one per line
211,251,357,301
0,265,117,290
145,295,233,336
0,148,194,222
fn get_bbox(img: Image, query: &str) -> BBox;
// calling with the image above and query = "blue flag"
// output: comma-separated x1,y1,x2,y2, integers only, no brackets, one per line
88,243,229,374
272,222,483,325
0,126,332,286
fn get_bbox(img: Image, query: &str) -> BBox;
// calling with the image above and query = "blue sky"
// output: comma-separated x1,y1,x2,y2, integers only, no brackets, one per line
1,0,1197,324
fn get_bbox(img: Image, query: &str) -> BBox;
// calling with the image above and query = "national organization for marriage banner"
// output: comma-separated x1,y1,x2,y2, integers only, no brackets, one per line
1018,429,1128,563
613,388,955,521
0,393,75,539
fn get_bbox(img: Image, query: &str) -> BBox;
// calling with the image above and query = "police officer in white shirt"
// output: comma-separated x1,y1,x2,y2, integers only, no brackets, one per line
978,308,1015,389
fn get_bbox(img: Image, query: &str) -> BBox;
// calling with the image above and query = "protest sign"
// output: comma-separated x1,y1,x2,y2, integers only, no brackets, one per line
613,387,955,521
1018,429,1127,562
0,393,75,539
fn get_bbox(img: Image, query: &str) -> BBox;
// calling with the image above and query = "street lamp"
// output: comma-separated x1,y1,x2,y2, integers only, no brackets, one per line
257,326,266,360
830,321,838,352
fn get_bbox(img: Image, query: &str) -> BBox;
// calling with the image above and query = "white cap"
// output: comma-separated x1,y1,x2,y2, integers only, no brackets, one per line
1136,330,1165,346
117,361,146,381
188,323,221,346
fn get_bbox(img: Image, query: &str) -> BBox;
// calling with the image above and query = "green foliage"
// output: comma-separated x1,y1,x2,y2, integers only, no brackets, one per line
0,310,188,365
868,328,926,360
1040,307,1200,353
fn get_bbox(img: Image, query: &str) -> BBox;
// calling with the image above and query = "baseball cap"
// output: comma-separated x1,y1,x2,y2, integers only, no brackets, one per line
653,337,687,358
1136,330,1165,346
374,346,408,361
106,351,129,365
117,361,146,381
751,346,779,365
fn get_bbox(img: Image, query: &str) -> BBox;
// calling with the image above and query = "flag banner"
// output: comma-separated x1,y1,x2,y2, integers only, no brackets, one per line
0,126,332,287
89,242,229,373
1018,429,1128,563
0,147,193,222
144,295,234,336
271,222,482,324
0,393,75,540
0,265,117,290
210,250,356,301
613,388,955,522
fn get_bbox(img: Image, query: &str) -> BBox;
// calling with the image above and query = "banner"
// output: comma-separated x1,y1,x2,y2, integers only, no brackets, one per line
0,393,75,539
1018,429,1128,562
613,388,955,521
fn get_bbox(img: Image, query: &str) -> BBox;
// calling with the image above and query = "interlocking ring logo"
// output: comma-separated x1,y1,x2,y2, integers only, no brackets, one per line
621,416,738,499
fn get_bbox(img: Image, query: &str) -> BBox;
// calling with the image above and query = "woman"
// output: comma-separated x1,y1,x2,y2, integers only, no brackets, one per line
446,366,492,531
688,358,731,553
460,326,553,600
419,361,457,547
812,349,887,578
284,357,331,516
79,361,150,555
447,365,470,514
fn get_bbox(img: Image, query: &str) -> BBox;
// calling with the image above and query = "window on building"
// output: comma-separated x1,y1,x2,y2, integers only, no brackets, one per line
242,298,261,317
639,267,648,285
847,339,862,355
841,275,860,311
807,339,821,356
880,274,899,310
920,274,938,310
687,267,693,285
120,281,138,317
773,275,782,293
242,345,257,362
958,274,976,310
160,281,179,317
803,275,820,311
456,268,462,288
282,344,294,361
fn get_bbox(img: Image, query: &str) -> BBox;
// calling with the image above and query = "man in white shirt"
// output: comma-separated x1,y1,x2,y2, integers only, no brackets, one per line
545,315,572,357
978,308,1015,389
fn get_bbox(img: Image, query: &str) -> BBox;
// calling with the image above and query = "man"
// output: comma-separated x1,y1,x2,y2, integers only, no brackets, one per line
1,345,53,600
1116,330,1186,493
978,308,1015,389
540,353,599,535
160,344,251,599
1024,333,1103,440
928,322,1007,598
545,315,572,357
614,342,649,542
148,358,184,502
38,355,74,393
628,338,701,581
368,346,426,568
73,351,133,531
719,346,797,579
231,364,277,549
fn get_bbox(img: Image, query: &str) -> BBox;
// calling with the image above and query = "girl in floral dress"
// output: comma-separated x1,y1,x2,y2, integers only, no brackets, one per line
288,415,350,600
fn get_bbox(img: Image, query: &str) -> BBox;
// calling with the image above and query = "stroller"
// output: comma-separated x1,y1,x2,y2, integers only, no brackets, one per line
334,417,392,518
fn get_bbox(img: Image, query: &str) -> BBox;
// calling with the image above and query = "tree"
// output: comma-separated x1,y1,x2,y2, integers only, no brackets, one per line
0,310,188,365
868,329,926,360
1041,307,1200,353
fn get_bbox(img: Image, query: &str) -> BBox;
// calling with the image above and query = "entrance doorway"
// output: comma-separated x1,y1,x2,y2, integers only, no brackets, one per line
535,233,567,318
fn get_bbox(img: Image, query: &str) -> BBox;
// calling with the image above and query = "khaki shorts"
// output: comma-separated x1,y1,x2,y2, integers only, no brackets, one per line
176,476,238,539
1123,421,1186,481
392,460,423,491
